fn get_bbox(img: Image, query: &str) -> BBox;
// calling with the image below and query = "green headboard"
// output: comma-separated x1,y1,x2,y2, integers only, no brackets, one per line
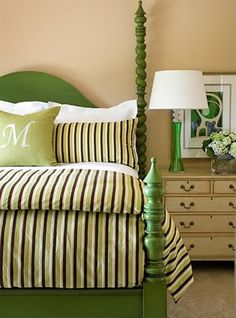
0,71,95,107
0,1,147,178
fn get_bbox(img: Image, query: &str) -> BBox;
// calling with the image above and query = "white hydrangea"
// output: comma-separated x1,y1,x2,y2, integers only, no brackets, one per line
222,130,230,136
229,142,236,158
204,130,236,158
208,141,228,156
222,136,232,146
229,133,236,142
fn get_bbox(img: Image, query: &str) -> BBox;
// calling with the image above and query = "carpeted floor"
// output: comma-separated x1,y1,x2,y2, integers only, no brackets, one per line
167,261,235,318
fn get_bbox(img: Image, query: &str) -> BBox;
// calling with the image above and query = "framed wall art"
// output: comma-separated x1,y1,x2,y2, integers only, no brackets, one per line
182,73,236,158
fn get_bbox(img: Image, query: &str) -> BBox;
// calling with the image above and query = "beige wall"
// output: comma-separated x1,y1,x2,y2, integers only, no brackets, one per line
1,0,236,169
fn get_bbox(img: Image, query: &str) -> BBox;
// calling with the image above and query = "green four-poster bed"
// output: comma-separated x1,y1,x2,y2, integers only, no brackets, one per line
0,2,192,317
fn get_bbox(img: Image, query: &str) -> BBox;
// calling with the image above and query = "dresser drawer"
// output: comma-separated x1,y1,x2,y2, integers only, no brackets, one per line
214,180,236,194
182,234,235,260
165,180,210,194
165,197,236,212
172,214,236,233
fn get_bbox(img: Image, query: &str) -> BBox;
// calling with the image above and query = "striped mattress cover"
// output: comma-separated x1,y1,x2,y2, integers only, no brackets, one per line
0,166,193,302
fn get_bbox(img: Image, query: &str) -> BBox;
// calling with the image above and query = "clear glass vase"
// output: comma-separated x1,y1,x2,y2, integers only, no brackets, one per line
211,158,236,174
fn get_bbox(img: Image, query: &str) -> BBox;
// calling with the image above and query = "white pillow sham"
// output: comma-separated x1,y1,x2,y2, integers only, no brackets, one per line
0,99,137,123
0,100,49,115
49,100,137,123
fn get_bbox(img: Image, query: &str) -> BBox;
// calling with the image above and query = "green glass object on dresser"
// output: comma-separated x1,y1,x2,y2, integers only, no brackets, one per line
161,168,236,260
169,121,184,172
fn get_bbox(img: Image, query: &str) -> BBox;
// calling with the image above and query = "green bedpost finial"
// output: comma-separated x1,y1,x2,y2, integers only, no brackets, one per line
135,0,147,180
143,158,165,283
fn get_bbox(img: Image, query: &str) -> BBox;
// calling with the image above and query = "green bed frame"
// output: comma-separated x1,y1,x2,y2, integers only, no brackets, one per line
0,1,167,317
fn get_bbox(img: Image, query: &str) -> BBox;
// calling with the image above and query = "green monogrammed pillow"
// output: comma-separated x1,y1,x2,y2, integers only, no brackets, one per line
0,107,60,166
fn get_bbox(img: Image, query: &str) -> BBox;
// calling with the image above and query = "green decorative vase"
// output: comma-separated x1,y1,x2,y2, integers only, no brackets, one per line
169,122,184,172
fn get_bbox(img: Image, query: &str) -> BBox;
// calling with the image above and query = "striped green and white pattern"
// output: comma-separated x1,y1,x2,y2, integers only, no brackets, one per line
162,211,193,302
0,168,144,214
0,209,192,302
0,210,144,289
0,167,193,301
54,119,139,170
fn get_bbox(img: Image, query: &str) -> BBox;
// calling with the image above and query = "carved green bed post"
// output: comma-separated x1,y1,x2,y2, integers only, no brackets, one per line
135,0,147,179
143,158,167,318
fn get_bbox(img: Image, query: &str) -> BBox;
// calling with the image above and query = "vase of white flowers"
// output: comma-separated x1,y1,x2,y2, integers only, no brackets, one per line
202,130,236,174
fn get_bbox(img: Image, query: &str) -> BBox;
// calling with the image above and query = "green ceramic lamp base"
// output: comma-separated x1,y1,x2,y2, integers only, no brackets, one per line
169,121,184,172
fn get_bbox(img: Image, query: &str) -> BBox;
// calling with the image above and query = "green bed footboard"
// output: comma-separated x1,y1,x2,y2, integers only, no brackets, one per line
0,289,143,318
0,285,166,318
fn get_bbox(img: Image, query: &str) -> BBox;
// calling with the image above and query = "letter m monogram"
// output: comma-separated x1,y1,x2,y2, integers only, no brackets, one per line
0,121,36,149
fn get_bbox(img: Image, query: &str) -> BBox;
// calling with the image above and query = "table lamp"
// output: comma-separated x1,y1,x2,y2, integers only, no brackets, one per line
149,70,208,172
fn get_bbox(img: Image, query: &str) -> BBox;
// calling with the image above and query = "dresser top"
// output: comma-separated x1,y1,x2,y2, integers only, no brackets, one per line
160,168,236,179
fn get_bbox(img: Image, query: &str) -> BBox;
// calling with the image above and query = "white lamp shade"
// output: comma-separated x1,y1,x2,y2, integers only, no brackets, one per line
149,70,208,110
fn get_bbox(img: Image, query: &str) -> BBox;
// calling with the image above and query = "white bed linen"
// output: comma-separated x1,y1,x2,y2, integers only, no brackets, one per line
1,162,139,178
49,100,137,123
0,100,49,114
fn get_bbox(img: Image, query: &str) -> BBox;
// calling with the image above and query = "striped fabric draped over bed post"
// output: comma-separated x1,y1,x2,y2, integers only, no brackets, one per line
143,158,167,317
135,0,147,180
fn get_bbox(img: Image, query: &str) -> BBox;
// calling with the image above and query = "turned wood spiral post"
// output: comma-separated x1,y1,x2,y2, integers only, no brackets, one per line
135,0,147,179
143,158,165,282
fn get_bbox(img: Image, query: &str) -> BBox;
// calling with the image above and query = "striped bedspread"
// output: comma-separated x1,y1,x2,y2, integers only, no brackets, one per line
0,168,193,302
0,168,143,213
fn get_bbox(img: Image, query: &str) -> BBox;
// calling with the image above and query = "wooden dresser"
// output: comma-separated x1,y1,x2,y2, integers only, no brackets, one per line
161,169,236,261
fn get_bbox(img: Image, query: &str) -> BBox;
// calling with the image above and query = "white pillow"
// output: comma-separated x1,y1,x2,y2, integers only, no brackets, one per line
0,100,49,115
49,100,137,123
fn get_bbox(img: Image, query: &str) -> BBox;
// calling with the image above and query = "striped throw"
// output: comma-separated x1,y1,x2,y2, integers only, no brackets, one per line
53,119,139,170
0,209,192,302
0,168,144,214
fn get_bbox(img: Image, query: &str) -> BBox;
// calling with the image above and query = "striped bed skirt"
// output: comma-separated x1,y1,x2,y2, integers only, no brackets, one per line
0,209,193,302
